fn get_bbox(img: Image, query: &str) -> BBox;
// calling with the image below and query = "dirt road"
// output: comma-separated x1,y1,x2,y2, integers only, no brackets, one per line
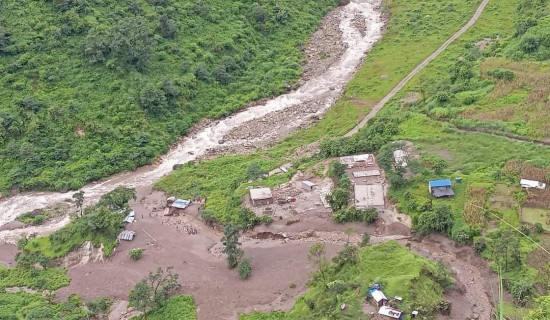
345,0,492,137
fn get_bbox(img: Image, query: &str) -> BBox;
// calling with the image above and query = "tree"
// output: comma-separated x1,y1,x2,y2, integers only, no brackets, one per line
159,14,177,38
344,226,354,243
326,188,349,211
492,230,521,272
98,186,136,210
140,84,167,115
360,233,370,247
308,242,328,285
129,267,181,318
246,162,262,181
84,27,110,63
111,17,154,70
534,222,544,234
237,258,252,279
328,161,347,178
72,191,85,216
0,23,7,50
413,205,454,235
129,248,144,260
221,224,243,269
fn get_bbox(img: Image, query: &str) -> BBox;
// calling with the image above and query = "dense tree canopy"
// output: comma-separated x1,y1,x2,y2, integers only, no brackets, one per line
0,0,338,194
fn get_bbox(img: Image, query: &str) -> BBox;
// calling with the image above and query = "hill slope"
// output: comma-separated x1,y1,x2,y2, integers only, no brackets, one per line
0,0,337,194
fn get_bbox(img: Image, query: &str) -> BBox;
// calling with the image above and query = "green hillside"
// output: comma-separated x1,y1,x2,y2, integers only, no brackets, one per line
0,0,337,194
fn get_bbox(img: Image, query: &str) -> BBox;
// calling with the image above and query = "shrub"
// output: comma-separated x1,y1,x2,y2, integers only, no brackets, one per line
519,225,531,236
413,205,454,235
87,296,111,314
129,248,144,260
238,259,252,279
534,222,544,234
510,278,534,306
360,233,370,247
333,207,378,223
487,69,515,81
473,237,487,254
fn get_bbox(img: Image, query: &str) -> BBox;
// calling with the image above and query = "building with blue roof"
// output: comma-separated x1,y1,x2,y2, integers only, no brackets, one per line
428,179,454,198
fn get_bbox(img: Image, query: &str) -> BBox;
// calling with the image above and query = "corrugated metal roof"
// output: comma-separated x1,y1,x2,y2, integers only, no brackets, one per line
171,199,191,209
371,290,388,303
429,179,452,188
118,230,136,241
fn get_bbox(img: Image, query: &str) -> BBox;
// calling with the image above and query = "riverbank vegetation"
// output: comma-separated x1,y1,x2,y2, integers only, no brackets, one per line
0,0,339,194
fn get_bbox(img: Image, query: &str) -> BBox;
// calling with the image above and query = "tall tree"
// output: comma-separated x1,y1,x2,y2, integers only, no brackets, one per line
221,224,243,269
72,191,85,216
111,16,154,70
493,230,521,272
308,242,328,285
129,267,181,318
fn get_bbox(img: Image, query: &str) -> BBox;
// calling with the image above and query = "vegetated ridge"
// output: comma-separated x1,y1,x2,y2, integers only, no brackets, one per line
0,0,338,194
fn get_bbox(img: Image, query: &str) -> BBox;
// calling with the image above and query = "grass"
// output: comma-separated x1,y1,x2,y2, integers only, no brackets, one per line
240,241,449,320
141,295,197,320
0,266,70,290
522,208,550,231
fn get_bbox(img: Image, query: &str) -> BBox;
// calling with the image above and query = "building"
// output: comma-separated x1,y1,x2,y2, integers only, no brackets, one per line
340,154,375,168
371,290,389,307
429,179,454,198
520,179,546,190
171,199,191,209
355,184,385,208
301,180,316,191
249,187,274,206
379,306,404,319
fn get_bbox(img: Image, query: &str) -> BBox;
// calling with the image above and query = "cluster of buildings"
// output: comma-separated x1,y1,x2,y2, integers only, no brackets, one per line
340,154,385,209
368,284,418,319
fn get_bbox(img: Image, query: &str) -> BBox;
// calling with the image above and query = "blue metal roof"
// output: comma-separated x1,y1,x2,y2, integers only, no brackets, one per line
429,179,452,187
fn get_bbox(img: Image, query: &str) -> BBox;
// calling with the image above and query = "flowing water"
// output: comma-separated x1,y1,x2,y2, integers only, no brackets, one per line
0,0,384,242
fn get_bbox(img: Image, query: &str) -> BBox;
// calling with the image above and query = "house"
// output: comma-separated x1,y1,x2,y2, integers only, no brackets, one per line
249,187,274,206
371,290,389,307
301,180,316,191
520,179,546,190
355,184,385,208
379,306,404,319
340,154,375,168
429,179,454,198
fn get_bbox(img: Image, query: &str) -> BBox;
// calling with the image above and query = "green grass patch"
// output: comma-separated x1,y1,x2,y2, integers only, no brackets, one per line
0,266,69,290
522,208,550,231
142,295,197,320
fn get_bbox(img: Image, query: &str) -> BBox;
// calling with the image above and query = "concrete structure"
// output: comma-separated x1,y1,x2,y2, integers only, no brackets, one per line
249,187,274,206
124,211,135,223
429,179,454,198
379,306,404,319
520,179,546,190
354,184,384,208
352,170,381,178
393,149,408,168
340,154,375,168
301,180,316,190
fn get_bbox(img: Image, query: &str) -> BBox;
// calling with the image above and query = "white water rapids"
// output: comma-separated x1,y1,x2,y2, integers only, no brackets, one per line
0,0,384,243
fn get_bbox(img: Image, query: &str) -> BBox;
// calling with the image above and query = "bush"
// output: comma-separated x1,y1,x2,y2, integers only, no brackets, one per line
129,248,144,260
473,237,487,254
87,296,111,314
534,222,544,234
413,205,454,235
333,207,378,223
360,233,370,247
510,278,534,306
238,259,252,279
486,69,515,81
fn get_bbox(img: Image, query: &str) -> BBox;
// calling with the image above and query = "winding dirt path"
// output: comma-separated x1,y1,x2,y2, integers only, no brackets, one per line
345,0,492,137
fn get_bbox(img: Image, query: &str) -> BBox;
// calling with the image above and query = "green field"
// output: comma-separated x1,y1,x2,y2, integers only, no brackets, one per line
522,208,550,231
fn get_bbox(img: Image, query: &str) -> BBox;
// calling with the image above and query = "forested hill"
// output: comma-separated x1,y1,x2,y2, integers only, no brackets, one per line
0,0,338,194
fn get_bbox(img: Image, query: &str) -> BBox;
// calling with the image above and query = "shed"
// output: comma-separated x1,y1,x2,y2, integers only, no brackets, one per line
301,180,316,191
520,179,546,190
371,290,389,307
379,306,404,319
124,211,135,223
429,179,454,198
249,187,274,206
171,199,191,209
118,230,136,241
